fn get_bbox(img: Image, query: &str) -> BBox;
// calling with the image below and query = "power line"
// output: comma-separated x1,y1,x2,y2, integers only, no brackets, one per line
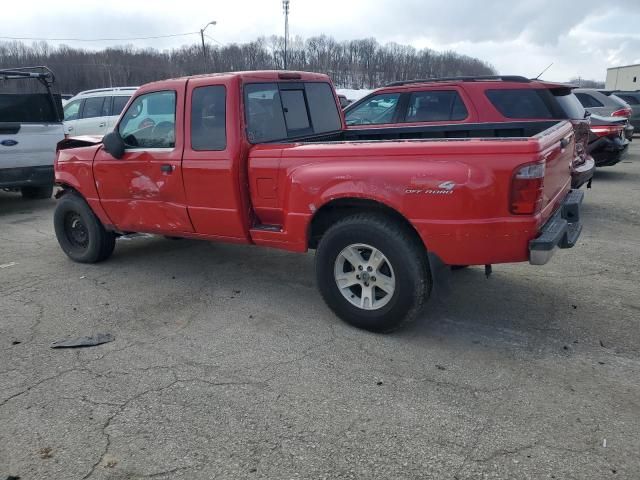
203,34,223,46
0,32,200,42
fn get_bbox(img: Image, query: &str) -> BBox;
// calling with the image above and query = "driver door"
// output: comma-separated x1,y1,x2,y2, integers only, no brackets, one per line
93,86,194,234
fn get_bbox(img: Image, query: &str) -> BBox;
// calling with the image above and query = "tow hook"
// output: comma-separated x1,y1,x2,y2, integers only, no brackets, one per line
484,264,492,279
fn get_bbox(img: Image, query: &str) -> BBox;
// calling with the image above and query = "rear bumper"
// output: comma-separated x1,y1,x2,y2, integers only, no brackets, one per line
590,136,629,167
529,189,583,265
0,165,54,189
571,155,595,189
624,124,634,141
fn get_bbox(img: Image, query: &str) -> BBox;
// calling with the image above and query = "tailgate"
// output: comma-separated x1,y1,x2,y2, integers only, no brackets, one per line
536,122,574,222
0,122,65,169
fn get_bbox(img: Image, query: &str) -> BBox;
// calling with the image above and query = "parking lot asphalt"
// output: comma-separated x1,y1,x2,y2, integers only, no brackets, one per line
1,144,639,480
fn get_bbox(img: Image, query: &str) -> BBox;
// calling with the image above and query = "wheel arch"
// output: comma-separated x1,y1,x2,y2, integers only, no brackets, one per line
307,197,426,251
54,183,115,230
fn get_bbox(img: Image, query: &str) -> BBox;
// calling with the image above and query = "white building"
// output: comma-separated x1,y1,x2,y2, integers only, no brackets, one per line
606,64,640,91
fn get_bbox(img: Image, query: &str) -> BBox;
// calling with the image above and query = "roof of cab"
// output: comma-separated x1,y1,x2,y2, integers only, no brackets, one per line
139,70,331,90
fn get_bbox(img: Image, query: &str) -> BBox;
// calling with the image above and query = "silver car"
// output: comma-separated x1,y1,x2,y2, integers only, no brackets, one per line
574,88,634,140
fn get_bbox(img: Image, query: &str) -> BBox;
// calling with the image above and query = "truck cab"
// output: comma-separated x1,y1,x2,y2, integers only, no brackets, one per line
54,71,584,333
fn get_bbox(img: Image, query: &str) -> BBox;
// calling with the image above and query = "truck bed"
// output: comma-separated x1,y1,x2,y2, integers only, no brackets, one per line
280,121,564,144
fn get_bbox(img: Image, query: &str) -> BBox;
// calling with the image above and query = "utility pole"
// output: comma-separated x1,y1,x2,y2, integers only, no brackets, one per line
283,0,290,69
200,20,217,72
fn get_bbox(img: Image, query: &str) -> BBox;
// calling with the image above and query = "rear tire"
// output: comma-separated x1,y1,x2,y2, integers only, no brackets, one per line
54,193,116,263
21,185,53,199
315,214,430,333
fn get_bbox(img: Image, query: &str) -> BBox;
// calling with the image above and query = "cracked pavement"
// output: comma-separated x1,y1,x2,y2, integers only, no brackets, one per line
1,143,640,479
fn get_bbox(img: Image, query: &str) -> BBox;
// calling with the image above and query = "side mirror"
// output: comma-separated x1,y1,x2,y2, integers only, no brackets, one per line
102,130,125,159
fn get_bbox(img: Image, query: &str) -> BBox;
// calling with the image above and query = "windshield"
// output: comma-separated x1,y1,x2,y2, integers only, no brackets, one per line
345,93,400,125
244,82,341,143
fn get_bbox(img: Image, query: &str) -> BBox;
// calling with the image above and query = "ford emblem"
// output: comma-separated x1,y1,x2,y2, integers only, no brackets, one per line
1,139,18,147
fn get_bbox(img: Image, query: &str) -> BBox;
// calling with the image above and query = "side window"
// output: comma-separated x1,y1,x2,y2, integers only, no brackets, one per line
191,85,226,151
405,91,468,122
486,89,560,119
112,96,131,116
63,100,81,121
101,97,112,116
345,93,400,126
118,91,176,148
81,97,105,119
575,93,604,108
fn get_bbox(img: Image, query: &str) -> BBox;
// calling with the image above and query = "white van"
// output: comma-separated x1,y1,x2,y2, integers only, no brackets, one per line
0,67,64,199
63,87,138,136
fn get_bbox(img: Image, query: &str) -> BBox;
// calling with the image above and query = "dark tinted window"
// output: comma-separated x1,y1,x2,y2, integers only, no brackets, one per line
345,93,400,126
245,82,341,143
553,92,585,120
306,83,341,132
112,96,131,115
575,92,604,108
119,91,176,148
616,94,640,105
191,85,226,151
0,93,62,122
280,90,311,131
486,89,564,119
81,96,105,119
405,90,468,122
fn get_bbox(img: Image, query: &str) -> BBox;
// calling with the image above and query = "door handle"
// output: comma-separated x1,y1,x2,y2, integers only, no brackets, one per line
160,164,174,173
67,126,73,131
98,122,106,127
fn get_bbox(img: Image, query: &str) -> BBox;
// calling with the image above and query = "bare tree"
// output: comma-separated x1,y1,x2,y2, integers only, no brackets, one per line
0,37,496,94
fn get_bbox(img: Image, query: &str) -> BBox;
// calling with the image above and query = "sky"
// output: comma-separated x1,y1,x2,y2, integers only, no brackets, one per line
5,0,640,82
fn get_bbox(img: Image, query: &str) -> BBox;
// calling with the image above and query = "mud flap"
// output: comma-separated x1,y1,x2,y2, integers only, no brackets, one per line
427,252,451,300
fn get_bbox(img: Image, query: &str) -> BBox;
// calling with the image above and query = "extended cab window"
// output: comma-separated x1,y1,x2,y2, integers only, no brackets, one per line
191,85,226,151
486,89,564,119
345,93,400,126
405,91,468,122
118,91,176,149
245,82,341,143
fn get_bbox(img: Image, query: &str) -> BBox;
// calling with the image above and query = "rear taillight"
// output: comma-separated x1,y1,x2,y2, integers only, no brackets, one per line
510,162,545,215
611,108,632,118
591,125,623,138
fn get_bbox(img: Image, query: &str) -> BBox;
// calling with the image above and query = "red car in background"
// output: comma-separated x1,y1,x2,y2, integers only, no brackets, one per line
344,75,595,188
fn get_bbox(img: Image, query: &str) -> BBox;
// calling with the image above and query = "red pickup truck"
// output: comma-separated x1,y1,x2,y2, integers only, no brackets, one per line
54,71,584,332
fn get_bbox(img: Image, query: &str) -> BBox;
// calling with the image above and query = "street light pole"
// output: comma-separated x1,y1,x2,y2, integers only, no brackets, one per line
282,0,290,70
200,20,217,72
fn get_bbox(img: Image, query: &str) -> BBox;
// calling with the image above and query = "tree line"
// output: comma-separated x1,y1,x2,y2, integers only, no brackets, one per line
0,36,496,94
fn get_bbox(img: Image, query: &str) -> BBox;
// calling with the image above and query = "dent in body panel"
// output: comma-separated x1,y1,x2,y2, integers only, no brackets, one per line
55,144,115,226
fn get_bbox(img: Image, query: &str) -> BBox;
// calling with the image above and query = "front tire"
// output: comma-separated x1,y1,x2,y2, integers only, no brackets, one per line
315,214,430,333
54,193,116,263
21,185,53,199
